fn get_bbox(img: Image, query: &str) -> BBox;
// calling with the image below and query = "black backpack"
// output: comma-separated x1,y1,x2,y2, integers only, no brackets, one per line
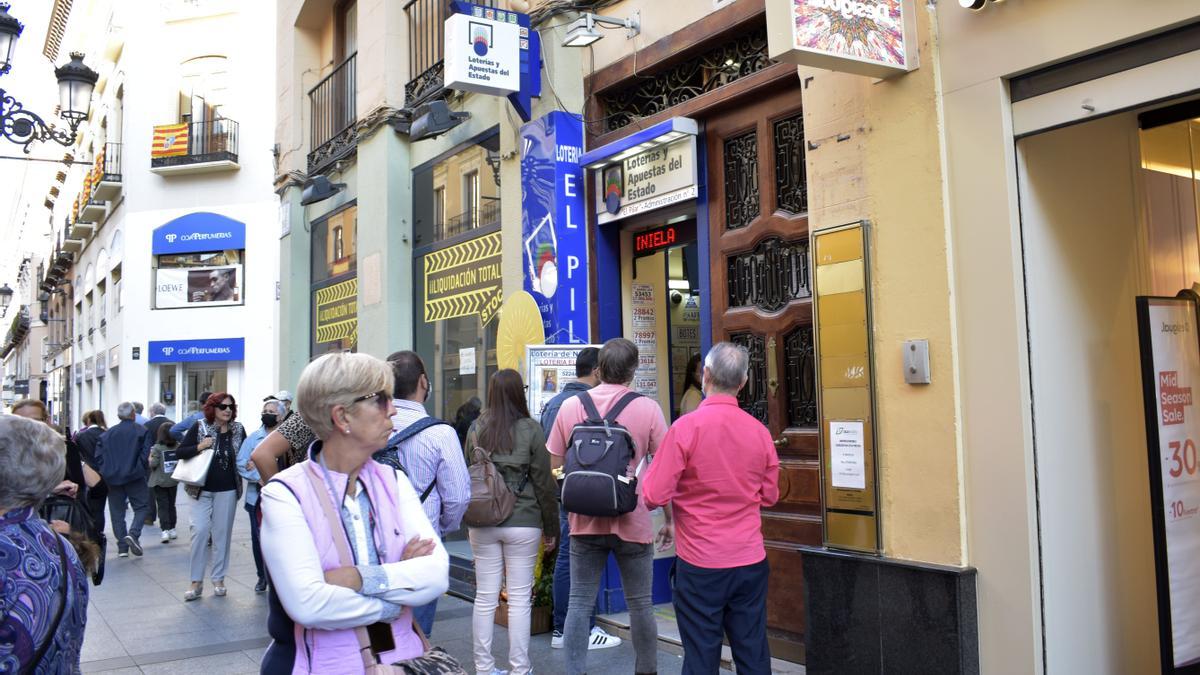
373,417,453,502
561,391,642,517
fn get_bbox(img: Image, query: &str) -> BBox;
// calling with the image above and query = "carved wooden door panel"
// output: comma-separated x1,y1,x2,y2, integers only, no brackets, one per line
705,84,819,659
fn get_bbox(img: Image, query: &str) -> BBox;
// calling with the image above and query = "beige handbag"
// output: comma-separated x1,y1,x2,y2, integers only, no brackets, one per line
305,468,466,674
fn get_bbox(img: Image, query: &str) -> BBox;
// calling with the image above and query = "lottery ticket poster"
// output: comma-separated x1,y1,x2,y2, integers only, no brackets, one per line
526,344,603,422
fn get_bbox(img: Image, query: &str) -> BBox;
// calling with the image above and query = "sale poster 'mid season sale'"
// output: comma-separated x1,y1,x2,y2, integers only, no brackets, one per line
1147,300,1200,667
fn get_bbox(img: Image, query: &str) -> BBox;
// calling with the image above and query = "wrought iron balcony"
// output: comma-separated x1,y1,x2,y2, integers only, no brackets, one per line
403,0,495,107
150,119,239,175
308,53,357,174
93,142,122,200
435,199,500,242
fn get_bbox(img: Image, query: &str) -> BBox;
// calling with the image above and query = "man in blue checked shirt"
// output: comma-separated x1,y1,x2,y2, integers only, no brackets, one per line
386,350,471,637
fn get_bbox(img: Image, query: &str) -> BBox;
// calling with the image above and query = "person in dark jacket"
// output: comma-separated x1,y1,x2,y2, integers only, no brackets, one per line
537,347,621,650
97,402,150,558
74,410,108,539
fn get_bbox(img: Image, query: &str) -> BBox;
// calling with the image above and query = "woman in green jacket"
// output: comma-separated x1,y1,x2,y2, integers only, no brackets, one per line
465,368,559,675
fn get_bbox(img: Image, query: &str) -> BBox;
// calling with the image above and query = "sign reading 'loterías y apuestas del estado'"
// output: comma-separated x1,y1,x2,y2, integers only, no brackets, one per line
444,4,521,96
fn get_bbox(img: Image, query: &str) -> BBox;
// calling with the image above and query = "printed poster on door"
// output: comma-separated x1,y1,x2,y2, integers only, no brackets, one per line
525,344,602,422
1137,296,1200,669
631,283,658,400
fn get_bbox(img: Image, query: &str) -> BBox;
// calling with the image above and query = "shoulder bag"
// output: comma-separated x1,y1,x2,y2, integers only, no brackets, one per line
304,468,466,674
172,421,215,486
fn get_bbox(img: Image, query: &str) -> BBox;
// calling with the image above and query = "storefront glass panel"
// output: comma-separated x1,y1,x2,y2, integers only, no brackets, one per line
311,203,358,356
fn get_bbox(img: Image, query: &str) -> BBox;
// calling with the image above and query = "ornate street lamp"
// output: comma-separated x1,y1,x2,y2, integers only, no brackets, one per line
54,52,98,128
0,3,99,152
0,284,13,315
0,4,23,76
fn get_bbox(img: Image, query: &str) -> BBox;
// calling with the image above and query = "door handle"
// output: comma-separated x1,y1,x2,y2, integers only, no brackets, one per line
766,336,779,397
774,437,788,448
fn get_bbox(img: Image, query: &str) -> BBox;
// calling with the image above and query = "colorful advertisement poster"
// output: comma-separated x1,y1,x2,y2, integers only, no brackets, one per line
525,344,602,422
1137,296,1200,668
766,0,916,79
520,111,589,344
155,265,243,308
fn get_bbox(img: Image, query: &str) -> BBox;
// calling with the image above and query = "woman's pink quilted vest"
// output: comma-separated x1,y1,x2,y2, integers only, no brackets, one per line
274,455,423,673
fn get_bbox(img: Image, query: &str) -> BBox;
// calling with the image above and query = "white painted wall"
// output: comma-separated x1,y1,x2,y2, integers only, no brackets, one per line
1018,112,1161,674
69,0,279,425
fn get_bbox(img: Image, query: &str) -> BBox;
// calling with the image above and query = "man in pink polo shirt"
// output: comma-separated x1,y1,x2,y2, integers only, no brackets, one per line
548,338,671,675
643,341,780,675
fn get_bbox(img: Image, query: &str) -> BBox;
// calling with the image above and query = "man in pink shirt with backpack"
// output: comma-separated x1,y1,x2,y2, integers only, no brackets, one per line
642,341,780,675
547,337,672,675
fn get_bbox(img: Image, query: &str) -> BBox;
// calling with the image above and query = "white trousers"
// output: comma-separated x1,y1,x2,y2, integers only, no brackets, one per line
469,526,542,675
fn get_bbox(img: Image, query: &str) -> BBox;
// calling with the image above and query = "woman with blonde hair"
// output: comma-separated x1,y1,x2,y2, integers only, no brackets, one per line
259,352,450,674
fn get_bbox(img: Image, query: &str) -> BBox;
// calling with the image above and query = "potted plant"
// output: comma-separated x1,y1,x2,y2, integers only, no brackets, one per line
495,544,555,635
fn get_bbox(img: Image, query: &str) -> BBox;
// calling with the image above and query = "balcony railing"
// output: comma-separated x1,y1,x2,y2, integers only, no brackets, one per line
404,0,496,106
308,53,357,174
93,142,122,200
150,119,239,173
436,199,500,241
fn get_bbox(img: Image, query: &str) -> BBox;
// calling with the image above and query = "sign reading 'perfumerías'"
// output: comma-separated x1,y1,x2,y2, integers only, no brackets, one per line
766,0,918,78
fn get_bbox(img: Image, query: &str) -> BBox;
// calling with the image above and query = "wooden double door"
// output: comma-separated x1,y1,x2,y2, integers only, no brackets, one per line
703,83,819,659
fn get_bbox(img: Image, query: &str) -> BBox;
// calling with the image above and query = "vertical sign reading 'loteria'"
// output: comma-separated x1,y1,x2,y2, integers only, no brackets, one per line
520,111,589,344
765,0,918,78
1137,296,1200,670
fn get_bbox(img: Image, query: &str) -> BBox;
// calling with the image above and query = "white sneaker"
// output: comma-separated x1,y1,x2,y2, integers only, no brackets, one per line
168,529,178,540
551,630,564,648
589,626,622,650
161,531,170,543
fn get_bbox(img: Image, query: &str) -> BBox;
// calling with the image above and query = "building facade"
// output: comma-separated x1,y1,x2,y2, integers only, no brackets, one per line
274,0,1200,672
23,0,280,429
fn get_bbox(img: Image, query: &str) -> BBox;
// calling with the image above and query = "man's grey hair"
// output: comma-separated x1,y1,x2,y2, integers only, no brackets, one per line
263,399,285,415
117,402,136,421
149,402,166,417
0,416,65,509
132,402,145,414
704,342,750,393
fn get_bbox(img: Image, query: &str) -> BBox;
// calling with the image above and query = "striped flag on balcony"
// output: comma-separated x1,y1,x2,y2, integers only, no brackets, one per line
152,123,189,158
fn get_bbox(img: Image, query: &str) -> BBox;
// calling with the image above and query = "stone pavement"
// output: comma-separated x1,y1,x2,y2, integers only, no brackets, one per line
78,494,723,674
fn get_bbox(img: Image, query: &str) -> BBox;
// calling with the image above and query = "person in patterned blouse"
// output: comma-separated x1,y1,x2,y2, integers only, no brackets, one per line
0,415,90,673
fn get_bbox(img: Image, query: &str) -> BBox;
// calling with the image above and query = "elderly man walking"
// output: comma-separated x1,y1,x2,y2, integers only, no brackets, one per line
642,342,780,675
98,402,151,557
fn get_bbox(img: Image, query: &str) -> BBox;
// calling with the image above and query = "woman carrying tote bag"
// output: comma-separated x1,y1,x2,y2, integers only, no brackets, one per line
176,392,244,601
464,369,559,675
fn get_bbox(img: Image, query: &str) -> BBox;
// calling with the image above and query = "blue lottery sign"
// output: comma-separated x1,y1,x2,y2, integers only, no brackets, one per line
520,111,589,344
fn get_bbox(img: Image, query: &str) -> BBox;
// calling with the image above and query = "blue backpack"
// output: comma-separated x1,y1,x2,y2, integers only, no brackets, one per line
373,417,452,502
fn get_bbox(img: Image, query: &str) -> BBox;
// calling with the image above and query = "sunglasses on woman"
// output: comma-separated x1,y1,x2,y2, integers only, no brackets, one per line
350,390,391,413
214,403,236,411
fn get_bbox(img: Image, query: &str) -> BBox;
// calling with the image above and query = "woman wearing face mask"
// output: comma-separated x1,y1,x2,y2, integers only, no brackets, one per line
177,392,245,600
237,399,284,593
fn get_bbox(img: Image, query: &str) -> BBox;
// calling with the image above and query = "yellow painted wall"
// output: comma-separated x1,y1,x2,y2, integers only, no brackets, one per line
801,2,964,567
